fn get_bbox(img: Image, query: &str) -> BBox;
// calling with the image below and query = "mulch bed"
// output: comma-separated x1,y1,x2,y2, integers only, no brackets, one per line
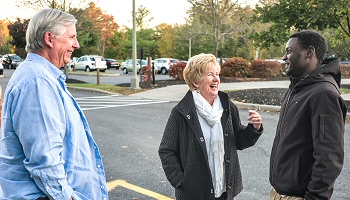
67,76,349,107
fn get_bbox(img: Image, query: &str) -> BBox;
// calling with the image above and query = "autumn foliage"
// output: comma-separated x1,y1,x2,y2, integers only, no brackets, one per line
220,57,251,78
169,61,187,80
250,59,285,78
340,63,350,77
141,65,154,83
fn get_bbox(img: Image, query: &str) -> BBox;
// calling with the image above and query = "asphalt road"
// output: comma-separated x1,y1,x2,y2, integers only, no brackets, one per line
78,94,350,200
0,69,349,199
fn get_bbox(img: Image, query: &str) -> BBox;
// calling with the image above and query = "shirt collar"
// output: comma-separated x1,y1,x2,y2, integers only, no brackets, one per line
25,53,66,81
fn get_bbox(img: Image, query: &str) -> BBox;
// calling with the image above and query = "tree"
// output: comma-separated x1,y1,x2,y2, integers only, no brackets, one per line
7,18,29,58
105,31,125,60
135,5,154,30
81,2,119,56
156,23,177,58
253,0,350,50
187,0,249,57
14,0,90,12
0,21,12,55
67,3,119,57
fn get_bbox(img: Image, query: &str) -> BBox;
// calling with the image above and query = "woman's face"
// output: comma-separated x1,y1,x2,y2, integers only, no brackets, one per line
194,64,220,104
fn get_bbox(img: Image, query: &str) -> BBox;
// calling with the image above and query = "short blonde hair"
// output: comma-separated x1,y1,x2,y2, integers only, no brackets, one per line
183,53,221,91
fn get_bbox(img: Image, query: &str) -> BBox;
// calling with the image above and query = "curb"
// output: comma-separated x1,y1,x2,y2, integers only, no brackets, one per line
67,86,119,95
66,87,350,119
67,72,120,77
233,101,281,112
233,101,350,119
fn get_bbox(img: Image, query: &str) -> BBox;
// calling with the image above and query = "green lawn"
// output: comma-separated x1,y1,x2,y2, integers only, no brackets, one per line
341,88,350,94
67,83,148,95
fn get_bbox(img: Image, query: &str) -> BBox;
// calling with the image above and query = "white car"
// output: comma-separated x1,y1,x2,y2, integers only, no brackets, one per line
0,63,3,75
69,57,78,69
75,55,107,72
153,58,178,75
121,59,147,74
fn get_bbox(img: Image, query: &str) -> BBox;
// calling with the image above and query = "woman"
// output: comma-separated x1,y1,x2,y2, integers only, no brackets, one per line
158,53,263,200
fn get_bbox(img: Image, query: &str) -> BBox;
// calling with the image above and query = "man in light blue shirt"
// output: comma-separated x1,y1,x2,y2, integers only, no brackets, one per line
0,9,108,199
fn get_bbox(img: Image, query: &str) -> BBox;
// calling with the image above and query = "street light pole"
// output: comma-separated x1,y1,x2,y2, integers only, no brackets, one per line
130,0,140,90
189,37,191,59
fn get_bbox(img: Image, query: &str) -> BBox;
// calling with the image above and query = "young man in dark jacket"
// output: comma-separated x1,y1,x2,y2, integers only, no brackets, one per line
269,30,347,200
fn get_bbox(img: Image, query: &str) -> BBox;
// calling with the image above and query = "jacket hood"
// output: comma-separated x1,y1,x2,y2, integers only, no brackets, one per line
291,58,342,89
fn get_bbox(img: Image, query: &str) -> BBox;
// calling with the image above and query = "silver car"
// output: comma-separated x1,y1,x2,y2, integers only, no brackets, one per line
75,55,107,72
153,58,178,75
121,59,147,74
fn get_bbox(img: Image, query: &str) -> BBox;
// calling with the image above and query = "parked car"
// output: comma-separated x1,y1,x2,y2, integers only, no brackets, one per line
0,63,3,75
217,58,227,64
105,58,120,70
121,59,147,74
340,61,350,65
75,55,107,72
153,58,178,75
2,54,23,69
68,57,78,69
265,59,286,65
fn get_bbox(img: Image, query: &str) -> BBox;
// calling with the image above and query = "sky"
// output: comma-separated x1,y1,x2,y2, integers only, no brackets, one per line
0,0,259,28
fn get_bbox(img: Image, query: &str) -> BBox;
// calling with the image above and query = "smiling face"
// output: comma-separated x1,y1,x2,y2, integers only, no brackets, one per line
283,37,316,77
51,24,80,68
193,64,220,105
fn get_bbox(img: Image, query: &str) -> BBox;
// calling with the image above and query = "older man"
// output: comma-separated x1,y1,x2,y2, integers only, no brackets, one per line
0,9,108,199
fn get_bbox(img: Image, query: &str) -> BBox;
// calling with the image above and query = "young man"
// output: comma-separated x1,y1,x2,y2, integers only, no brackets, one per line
0,9,108,199
269,30,347,200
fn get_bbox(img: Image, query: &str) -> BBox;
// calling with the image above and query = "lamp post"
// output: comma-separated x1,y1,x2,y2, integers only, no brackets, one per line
189,37,191,59
130,0,140,89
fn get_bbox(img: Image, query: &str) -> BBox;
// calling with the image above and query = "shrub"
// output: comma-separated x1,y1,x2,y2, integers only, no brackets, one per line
141,65,154,83
169,61,187,80
220,57,250,78
250,59,285,78
341,64,350,77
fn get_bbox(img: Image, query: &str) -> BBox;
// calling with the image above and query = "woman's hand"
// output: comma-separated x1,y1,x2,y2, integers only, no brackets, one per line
248,110,262,130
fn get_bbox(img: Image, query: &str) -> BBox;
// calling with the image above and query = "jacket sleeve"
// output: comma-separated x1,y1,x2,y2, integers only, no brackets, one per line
229,101,263,150
158,108,184,188
305,91,345,199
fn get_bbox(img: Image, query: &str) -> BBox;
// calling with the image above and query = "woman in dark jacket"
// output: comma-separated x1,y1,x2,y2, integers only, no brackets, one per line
158,53,263,200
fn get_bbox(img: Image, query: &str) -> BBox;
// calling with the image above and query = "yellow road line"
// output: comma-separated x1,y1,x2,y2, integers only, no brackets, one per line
107,179,173,200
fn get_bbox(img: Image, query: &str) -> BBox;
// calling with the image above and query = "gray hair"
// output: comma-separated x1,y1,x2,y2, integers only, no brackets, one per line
26,8,77,53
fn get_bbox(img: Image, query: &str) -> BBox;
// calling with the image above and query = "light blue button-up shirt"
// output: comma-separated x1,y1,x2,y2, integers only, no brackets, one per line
0,53,108,200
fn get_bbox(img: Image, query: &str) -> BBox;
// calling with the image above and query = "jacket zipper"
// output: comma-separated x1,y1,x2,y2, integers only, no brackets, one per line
271,89,293,184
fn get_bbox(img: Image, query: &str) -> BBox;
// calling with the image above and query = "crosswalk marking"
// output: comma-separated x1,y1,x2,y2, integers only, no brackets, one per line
75,95,169,111
107,179,173,200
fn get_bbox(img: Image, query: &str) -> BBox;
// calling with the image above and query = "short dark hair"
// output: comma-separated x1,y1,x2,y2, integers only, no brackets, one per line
290,30,328,65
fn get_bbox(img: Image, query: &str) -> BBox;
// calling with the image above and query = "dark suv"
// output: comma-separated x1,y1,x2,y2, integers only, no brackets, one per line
2,54,23,69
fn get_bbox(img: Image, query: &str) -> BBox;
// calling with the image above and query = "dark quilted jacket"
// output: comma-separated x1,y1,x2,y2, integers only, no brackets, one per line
159,91,263,200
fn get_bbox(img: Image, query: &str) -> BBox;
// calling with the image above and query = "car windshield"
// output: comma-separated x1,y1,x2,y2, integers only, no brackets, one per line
90,56,105,61
10,55,22,61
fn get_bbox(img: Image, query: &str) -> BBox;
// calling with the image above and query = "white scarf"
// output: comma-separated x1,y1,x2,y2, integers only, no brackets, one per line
192,91,225,197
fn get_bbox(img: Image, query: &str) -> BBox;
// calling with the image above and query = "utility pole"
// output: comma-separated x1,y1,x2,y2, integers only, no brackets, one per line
130,0,140,90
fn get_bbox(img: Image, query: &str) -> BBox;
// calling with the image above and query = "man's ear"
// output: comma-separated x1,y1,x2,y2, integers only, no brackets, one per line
44,32,53,47
306,46,315,58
